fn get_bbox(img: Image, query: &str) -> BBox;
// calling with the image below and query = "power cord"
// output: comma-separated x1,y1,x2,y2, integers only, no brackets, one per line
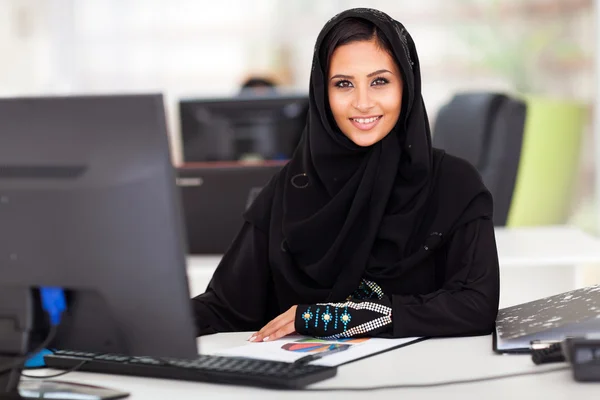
0,287,66,375
301,365,569,391
0,325,58,375
21,360,88,379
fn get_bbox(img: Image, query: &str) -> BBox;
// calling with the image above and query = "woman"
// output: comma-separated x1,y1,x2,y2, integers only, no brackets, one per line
191,8,500,342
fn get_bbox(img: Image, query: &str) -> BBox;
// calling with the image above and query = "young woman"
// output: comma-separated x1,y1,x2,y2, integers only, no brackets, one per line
191,8,500,342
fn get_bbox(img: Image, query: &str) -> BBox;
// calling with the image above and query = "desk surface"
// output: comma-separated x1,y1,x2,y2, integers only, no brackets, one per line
27,332,596,400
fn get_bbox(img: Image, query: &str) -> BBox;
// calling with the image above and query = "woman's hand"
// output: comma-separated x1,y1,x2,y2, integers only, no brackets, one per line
248,306,298,342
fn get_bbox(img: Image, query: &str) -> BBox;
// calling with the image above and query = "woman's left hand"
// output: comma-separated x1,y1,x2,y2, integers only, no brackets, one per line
248,305,298,342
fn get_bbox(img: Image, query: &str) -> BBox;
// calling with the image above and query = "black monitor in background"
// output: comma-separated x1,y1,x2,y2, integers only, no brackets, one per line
177,161,285,254
0,94,198,397
179,94,308,162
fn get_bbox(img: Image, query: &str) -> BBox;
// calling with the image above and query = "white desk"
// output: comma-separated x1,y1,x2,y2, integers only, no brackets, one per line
26,332,597,400
186,225,600,305
494,225,600,268
494,226,600,307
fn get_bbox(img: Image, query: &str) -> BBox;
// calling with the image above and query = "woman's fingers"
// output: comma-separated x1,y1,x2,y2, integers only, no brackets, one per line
266,322,296,341
252,315,291,342
248,306,297,342
248,314,286,341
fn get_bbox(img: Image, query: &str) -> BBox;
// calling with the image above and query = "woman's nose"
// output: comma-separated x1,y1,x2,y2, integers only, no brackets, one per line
352,87,374,113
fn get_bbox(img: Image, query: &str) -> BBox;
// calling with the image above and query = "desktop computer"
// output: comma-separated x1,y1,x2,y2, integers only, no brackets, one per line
179,94,308,162
0,94,335,398
177,161,286,254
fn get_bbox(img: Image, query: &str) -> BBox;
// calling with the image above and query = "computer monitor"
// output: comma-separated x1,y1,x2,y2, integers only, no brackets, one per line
0,94,198,397
179,94,308,162
177,161,286,254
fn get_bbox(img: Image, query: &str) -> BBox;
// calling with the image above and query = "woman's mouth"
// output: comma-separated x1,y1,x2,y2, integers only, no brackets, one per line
349,115,382,131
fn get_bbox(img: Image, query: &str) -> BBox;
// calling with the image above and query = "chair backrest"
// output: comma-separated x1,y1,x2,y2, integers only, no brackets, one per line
432,92,527,226
504,96,587,227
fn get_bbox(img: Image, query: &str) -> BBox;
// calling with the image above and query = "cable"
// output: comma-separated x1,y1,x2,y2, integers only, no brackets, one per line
0,288,65,376
300,365,570,391
21,360,88,379
39,287,66,326
0,325,58,375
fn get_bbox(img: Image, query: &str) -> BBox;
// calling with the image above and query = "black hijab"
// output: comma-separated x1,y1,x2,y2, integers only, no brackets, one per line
244,8,492,305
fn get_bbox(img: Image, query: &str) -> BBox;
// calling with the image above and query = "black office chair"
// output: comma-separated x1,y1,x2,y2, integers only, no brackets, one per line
432,92,527,226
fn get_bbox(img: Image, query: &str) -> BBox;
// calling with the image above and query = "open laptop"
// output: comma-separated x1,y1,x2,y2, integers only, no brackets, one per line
176,161,286,254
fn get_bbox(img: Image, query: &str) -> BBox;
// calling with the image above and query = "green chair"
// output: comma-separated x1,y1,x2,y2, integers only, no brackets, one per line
506,96,586,226
433,92,586,226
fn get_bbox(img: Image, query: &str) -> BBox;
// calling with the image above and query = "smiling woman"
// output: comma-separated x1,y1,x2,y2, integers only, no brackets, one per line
326,20,403,148
191,8,500,344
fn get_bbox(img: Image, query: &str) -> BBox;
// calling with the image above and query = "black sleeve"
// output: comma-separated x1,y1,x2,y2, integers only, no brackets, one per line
191,222,272,336
391,217,500,338
295,297,392,339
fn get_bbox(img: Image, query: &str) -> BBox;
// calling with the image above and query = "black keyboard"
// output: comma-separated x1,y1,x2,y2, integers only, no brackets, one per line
43,350,337,389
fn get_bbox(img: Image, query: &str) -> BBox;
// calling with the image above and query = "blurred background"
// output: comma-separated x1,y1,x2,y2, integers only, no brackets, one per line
1,0,597,236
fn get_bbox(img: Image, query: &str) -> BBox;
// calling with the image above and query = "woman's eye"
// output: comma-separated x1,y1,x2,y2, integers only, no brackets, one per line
335,80,353,88
372,77,389,86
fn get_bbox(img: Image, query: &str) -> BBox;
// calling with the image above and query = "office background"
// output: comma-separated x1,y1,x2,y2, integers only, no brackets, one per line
1,0,597,234
4,2,600,394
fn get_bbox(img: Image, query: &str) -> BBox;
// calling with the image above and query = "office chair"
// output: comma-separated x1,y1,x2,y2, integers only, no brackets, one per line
433,92,585,227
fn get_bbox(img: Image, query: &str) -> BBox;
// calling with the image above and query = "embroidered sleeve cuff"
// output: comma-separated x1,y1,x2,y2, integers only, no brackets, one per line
294,297,393,339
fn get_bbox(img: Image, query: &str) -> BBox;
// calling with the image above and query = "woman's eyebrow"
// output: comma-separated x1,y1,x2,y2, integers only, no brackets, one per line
329,69,393,81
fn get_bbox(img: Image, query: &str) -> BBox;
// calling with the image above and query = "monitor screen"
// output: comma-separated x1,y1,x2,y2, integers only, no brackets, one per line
177,161,286,254
0,94,198,363
179,94,308,162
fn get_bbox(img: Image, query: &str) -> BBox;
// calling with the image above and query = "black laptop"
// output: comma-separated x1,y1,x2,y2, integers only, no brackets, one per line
176,162,285,254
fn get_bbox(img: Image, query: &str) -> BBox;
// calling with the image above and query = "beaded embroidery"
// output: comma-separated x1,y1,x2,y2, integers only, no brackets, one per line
340,307,352,332
321,305,332,332
302,306,313,330
297,278,392,340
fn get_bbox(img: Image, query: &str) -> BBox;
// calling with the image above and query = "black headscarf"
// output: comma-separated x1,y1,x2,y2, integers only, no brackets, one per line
244,8,492,305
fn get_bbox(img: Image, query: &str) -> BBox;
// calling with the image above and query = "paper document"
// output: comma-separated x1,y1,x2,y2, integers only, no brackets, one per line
216,335,421,366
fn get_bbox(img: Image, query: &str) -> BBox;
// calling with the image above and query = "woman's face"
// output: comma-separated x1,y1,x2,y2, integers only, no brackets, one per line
327,38,403,147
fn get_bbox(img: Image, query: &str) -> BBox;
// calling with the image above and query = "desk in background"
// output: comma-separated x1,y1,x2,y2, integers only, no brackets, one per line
494,225,600,306
186,225,600,307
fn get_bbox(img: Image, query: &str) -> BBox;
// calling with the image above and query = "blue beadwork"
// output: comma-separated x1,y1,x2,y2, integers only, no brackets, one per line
334,307,338,330
340,307,351,332
314,307,320,328
301,306,313,330
321,306,332,332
